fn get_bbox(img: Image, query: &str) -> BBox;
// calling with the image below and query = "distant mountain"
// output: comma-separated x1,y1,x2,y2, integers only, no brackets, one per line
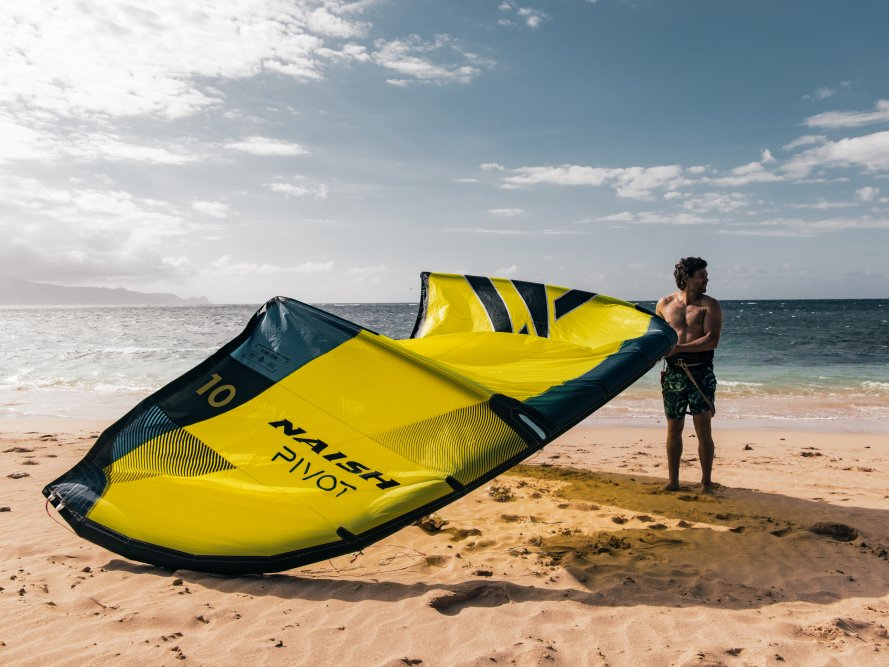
0,278,210,306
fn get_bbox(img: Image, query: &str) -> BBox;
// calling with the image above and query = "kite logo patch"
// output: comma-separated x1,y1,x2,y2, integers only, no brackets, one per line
269,419,401,492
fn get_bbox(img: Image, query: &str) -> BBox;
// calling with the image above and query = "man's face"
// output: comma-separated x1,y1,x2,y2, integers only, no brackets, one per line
687,268,709,293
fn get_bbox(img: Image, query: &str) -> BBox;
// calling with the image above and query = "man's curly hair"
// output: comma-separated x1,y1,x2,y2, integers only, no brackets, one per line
674,257,708,290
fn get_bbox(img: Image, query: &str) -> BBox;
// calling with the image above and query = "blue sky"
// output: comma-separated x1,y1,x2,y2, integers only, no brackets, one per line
2,0,888,303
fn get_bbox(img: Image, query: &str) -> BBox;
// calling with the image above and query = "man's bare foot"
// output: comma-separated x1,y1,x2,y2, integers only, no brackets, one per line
700,482,714,494
663,482,680,492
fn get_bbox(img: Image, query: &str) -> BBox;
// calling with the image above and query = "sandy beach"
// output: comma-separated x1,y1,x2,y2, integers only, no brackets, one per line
2,418,888,666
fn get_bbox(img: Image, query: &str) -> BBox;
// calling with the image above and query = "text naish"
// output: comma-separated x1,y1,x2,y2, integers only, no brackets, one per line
269,419,400,497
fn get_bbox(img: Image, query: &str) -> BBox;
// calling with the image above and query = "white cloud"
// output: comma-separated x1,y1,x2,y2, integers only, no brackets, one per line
502,164,685,200
518,8,548,29
227,136,310,156
0,113,198,165
783,130,889,177
307,6,369,39
804,100,889,129
583,212,634,223
192,200,230,218
705,160,783,187
372,34,494,85
788,200,855,210
266,180,328,199
488,208,524,217
0,2,376,121
207,255,334,276
71,133,198,164
316,43,371,63
857,186,881,202
575,211,711,226
497,2,550,29
783,135,827,151
0,174,196,282
480,162,505,171
496,264,519,276
0,113,59,162
680,192,753,214
803,86,836,101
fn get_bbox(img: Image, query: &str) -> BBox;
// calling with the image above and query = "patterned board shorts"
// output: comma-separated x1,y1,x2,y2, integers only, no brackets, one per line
661,363,717,419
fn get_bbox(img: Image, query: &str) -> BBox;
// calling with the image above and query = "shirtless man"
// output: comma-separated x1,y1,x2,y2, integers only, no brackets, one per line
656,257,723,493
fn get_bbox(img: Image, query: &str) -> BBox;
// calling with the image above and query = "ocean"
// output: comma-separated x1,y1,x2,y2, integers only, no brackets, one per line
2,299,887,432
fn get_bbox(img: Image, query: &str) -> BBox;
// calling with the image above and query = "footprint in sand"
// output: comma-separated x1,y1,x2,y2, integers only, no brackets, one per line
428,584,510,614
808,522,858,542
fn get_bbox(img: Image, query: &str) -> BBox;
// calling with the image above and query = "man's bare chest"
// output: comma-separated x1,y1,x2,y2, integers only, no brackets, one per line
667,304,706,332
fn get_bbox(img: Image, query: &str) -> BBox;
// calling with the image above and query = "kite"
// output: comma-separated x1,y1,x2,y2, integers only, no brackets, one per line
43,272,676,574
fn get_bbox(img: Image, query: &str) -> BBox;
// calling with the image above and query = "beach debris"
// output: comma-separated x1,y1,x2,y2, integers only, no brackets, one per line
399,659,423,665
0,507,11,512
424,555,449,567
725,647,743,656
8,472,30,479
800,451,823,457
473,569,493,577
743,444,753,450
611,516,627,525
487,482,514,502
3,447,34,453
808,522,858,542
415,513,448,533
450,527,482,541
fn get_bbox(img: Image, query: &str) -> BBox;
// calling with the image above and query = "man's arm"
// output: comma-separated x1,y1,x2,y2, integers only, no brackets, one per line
673,299,723,353
655,296,677,357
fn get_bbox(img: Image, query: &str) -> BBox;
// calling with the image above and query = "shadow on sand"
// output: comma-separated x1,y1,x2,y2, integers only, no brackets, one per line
103,466,889,616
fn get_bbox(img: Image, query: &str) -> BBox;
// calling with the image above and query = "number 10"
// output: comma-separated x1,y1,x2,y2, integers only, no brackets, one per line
196,373,236,407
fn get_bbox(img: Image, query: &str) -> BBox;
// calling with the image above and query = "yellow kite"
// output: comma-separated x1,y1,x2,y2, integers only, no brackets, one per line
44,273,676,573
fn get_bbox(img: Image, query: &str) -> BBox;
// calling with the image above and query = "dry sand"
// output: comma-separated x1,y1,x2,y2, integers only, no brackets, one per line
2,418,888,666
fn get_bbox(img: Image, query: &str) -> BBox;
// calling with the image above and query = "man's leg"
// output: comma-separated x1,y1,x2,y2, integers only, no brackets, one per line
665,417,684,490
692,412,714,493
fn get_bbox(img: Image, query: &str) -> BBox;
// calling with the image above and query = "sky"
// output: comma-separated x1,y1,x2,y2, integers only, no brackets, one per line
2,0,888,303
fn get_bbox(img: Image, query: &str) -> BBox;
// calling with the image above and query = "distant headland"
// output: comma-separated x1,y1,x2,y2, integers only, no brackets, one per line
0,278,210,306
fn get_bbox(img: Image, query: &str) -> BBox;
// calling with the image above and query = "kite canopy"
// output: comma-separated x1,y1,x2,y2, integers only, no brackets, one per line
43,272,676,574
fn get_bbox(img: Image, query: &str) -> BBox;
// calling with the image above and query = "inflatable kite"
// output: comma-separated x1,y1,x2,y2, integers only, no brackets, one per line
43,273,676,574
